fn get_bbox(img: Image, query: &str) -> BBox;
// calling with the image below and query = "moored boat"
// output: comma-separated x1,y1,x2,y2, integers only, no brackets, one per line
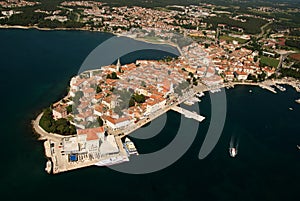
45,160,52,174
124,137,139,156
275,85,286,92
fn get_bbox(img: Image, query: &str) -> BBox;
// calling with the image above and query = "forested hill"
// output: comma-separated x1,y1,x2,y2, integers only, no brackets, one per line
36,0,300,9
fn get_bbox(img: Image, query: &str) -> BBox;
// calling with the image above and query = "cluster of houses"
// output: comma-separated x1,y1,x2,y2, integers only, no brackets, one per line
0,0,40,8
201,41,275,82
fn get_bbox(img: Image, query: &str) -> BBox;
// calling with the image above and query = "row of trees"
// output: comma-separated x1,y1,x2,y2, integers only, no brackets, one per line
280,68,300,79
247,72,267,82
39,107,76,135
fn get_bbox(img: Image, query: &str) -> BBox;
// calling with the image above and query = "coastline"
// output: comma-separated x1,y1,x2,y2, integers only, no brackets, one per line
0,25,182,54
31,112,67,141
227,79,300,93
0,24,111,33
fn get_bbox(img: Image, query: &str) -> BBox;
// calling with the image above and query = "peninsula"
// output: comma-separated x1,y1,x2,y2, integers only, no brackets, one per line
19,0,300,173
32,30,300,174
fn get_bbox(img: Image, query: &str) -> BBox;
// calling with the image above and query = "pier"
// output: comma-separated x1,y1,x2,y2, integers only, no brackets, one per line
171,106,205,122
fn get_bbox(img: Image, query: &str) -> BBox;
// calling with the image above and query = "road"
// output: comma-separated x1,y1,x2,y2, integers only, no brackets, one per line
32,113,65,141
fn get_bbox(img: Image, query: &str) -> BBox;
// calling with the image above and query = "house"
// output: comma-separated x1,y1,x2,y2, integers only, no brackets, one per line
77,127,105,152
52,104,67,120
145,98,166,115
224,71,234,81
263,67,275,77
104,115,134,130
234,71,248,81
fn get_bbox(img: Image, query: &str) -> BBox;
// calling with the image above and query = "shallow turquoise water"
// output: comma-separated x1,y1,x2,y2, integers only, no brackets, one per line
0,29,299,201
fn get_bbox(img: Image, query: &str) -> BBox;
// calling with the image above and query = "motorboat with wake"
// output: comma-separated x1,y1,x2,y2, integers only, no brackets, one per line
229,147,237,157
229,135,239,158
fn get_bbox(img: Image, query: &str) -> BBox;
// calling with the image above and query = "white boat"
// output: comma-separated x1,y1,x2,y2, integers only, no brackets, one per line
229,147,237,157
183,100,194,106
295,99,300,104
196,92,205,98
45,160,52,174
249,90,252,93
94,156,129,166
297,145,300,150
184,97,200,106
124,137,139,155
275,85,286,92
210,88,221,93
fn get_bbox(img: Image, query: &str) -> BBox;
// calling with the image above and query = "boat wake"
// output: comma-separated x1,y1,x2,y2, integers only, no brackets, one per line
229,135,239,157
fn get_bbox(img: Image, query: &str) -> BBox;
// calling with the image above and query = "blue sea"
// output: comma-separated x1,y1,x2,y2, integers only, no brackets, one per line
0,29,299,201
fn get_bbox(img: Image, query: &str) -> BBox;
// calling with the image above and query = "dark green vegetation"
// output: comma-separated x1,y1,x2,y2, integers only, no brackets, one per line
285,39,300,49
39,107,76,135
96,85,102,93
106,72,119,79
204,15,267,34
132,93,145,103
280,68,300,79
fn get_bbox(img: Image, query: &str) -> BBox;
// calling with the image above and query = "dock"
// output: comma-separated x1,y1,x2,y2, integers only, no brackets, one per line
171,106,205,122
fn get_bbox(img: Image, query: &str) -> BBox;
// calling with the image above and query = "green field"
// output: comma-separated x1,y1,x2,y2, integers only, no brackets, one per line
260,56,279,67
220,35,248,44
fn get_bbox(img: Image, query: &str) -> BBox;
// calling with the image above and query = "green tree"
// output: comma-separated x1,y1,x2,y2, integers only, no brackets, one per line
66,105,72,114
111,72,119,79
97,117,104,126
129,97,135,107
96,85,102,93
133,94,145,103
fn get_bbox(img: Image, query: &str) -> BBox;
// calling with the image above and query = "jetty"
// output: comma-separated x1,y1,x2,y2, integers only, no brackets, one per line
171,106,205,122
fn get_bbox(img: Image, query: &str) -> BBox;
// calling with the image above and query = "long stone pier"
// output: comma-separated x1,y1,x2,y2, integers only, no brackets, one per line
171,106,205,122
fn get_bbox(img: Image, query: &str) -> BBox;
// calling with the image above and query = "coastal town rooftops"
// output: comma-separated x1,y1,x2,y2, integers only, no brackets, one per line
77,127,105,141
235,70,248,75
53,104,67,113
103,115,133,124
